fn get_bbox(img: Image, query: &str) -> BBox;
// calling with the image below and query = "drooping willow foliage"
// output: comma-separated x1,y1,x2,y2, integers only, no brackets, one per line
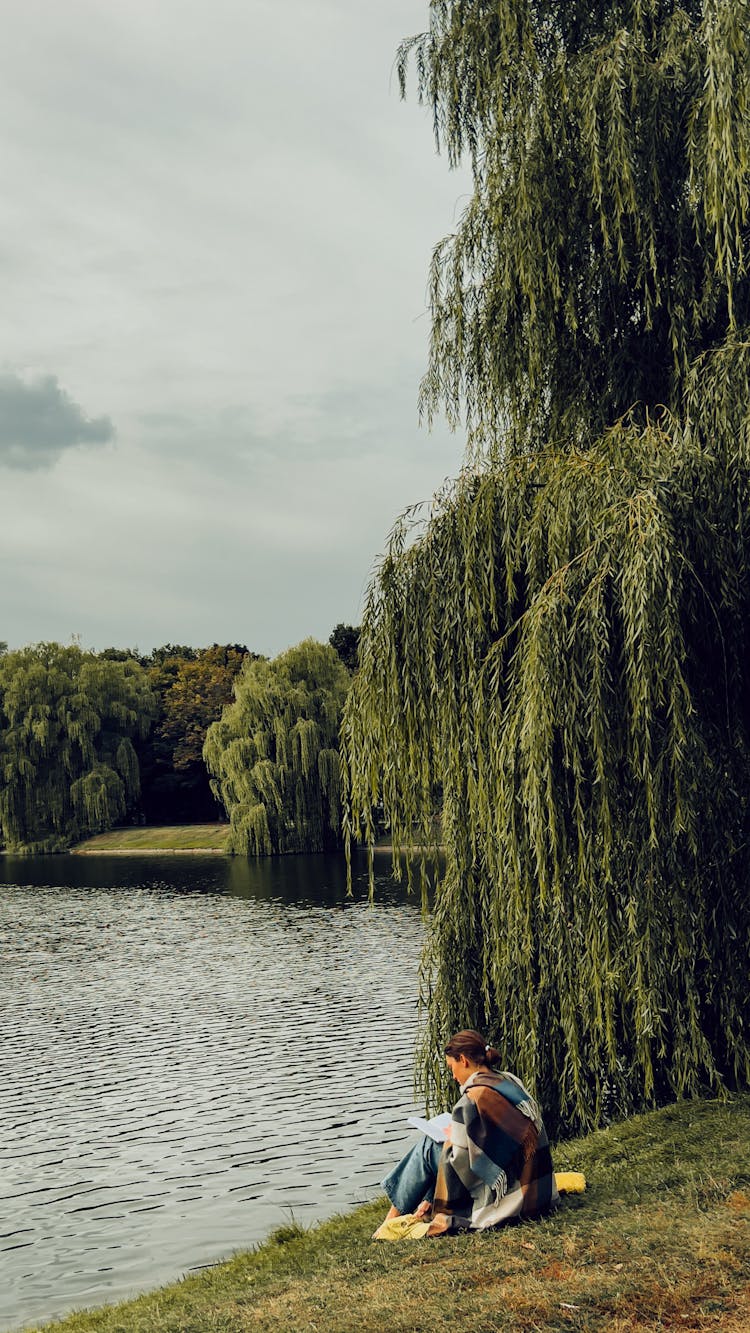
0,643,155,853
204,640,351,855
344,350,750,1133
342,0,750,1133
400,0,750,448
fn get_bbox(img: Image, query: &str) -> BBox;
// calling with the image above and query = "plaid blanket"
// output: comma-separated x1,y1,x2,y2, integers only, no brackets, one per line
431,1070,558,1231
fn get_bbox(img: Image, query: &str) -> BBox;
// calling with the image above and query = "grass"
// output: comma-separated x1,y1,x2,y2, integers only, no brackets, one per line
22,1094,750,1332
72,825,231,853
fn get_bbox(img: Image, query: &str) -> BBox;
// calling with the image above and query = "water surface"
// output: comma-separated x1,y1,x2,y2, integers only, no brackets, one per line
0,853,425,1331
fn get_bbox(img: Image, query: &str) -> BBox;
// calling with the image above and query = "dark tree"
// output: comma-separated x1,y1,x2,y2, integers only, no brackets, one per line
328,623,360,673
136,645,253,824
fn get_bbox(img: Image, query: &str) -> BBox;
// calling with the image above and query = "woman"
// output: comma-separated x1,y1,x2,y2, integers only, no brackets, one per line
377,1030,558,1236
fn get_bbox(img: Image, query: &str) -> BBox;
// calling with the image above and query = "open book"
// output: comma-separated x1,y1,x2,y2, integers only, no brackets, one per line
407,1111,452,1142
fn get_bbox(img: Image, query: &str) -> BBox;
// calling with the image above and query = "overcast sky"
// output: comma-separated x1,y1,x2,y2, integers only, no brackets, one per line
0,0,470,657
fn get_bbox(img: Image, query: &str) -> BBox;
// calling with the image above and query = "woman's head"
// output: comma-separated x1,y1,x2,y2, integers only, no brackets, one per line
444,1029,500,1083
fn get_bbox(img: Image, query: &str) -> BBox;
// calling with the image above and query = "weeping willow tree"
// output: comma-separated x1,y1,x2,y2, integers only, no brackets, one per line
0,643,155,853
405,0,750,449
204,639,351,855
342,0,750,1134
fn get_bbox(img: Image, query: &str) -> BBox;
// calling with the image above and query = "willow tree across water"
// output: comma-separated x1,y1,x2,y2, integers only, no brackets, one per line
343,0,750,1134
0,643,154,853
204,640,351,855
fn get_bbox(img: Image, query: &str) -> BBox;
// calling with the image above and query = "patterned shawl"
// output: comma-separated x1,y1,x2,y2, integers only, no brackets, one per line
431,1071,557,1230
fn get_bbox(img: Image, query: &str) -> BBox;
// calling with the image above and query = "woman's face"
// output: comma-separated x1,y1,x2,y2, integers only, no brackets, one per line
446,1053,471,1083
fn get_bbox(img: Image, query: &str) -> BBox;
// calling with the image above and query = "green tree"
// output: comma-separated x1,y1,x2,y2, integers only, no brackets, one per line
328,623,360,673
137,645,253,824
402,0,750,450
157,645,251,771
0,643,154,852
343,1,750,1133
148,644,200,666
204,639,351,855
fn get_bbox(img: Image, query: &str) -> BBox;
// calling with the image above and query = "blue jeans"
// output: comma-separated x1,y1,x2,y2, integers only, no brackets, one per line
381,1135,443,1214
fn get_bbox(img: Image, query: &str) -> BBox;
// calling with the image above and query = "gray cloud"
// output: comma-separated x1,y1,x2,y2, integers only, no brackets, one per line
0,372,114,470
135,372,428,469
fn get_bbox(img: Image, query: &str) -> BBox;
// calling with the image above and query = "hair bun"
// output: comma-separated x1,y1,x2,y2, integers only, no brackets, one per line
445,1029,500,1067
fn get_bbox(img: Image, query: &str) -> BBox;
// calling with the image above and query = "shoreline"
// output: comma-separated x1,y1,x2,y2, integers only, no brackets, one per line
14,1094,750,1333
2,826,437,858
70,847,228,856
69,844,431,856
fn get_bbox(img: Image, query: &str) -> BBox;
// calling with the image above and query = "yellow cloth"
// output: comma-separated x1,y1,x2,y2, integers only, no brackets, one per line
555,1171,586,1194
373,1173,586,1242
372,1214,431,1241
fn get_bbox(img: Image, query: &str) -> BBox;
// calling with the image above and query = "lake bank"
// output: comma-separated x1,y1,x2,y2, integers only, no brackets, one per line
16,824,433,858
71,825,231,853
68,828,402,857
73,847,227,855
19,1094,750,1332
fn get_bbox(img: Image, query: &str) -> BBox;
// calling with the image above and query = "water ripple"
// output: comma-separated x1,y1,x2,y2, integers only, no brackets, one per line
0,858,425,1331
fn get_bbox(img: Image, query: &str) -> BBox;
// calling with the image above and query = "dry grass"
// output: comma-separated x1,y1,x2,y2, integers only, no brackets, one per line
72,825,230,853
22,1094,750,1332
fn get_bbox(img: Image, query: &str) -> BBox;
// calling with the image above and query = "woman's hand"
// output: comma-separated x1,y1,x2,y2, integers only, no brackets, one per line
414,1200,431,1219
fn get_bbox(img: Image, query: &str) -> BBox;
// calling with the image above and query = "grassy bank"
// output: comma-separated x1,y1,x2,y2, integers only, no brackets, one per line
23,1095,750,1332
72,825,231,854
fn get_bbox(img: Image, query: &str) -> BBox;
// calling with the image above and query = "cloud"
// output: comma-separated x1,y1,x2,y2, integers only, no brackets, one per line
0,372,114,470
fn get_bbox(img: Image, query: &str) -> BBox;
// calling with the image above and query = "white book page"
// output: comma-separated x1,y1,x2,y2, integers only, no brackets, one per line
406,1112,452,1142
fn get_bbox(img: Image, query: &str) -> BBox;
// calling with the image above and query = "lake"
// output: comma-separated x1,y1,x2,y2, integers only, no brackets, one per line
0,852,426,1332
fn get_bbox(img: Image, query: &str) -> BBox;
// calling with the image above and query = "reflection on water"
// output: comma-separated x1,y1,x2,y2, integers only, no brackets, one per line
0,853,426,1332
0,848,412,906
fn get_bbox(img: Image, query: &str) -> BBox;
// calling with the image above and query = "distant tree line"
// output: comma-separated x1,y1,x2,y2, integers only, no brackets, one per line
0,625,359,854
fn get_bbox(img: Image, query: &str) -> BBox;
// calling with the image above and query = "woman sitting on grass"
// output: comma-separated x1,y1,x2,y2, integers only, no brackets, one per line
377,1029,558,1237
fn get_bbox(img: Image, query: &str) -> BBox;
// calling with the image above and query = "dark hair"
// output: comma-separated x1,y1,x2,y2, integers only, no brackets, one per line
444,1029,501,1067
